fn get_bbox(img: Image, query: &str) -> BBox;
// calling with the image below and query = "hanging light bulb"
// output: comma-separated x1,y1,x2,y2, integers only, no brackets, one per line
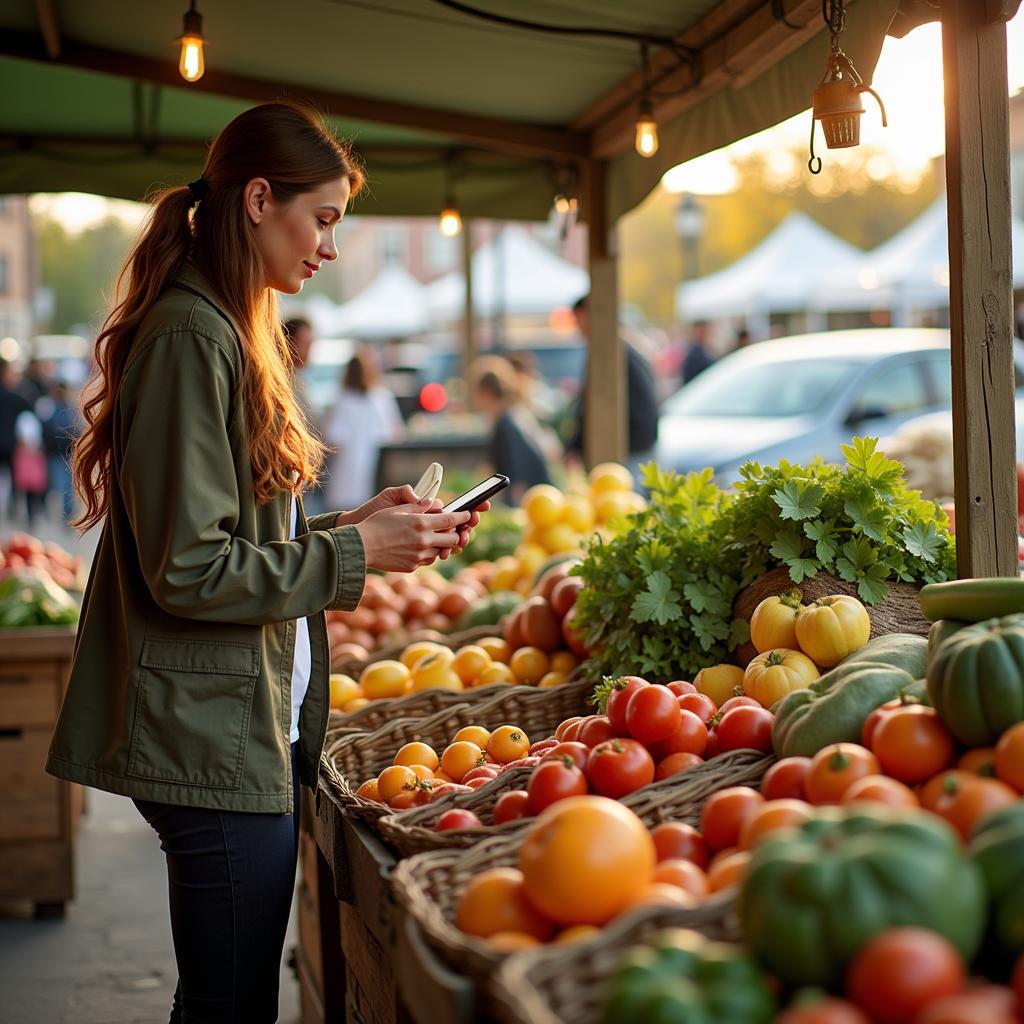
439,204,462,237
635,97,659,158
554,194,571,215
177,2,206,82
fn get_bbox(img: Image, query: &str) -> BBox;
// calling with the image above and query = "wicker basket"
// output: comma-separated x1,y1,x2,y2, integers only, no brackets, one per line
321,678,597,823
489,899,741,1024
391,832,741,1016
380,749,773,857
333,623,505,677
732,566,929,666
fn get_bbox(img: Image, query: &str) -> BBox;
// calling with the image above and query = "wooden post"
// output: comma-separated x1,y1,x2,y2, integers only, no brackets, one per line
581,159,627,467
461,217,475,383
942,0,1018,578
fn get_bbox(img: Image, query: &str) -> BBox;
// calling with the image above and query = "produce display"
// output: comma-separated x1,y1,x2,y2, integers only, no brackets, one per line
0,533,84,591
0,533,82,627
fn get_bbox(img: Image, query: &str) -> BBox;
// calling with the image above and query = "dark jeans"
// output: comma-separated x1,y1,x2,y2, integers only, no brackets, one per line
133,743,301,1024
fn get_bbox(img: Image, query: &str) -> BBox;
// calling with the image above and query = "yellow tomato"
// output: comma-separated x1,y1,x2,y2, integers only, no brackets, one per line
490,556,521,593
540,523,581,555
478,637,512,664
509,646,550,685
693,664,746,707
589,462,633,496
593,492,633,524
328,673,361,710
743,649,820,708
523,484,566,527
549,651,579,675
440,741,485,782
359,659,411,700
488,725,531,764
410,652,464,692
377,765,417,803
453,725,491,748
343,697,371,712
538,670,568,688
477,663,516,686
749,590,805,654
795,595,871,668
401,640,449,670
515,543,548,583
394,742,440,771
452,645,493,685
561,495,595,533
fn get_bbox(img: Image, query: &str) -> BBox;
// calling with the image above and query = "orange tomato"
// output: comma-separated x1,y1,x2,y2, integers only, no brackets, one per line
359,659,411,700
487,931,543,951
995,721,1024,792
518,796,656,926
700,787,765,853
652,858,709,897
550,651,579,675
478,637,512,664
394,742,440,771
538,671,568,689
841,775,919,809
619,882,696,913
377,765,418,803
552,925,601,945
453,725,491,749
805,743,881,804
440,741,485,783
739,799,814,850
706,849,751,892
488,725,531,765
761,756,812,801
509,646,550,685
958,747,998,778
871,706,954,784
930,773,1018,841
452,645,493,685
409,764,434,783
355,779,381,802
388,788,419,810
455,867,554,941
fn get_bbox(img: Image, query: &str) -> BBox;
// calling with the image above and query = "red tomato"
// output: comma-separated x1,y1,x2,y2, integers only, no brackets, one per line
655,752,704,781
860,698,901,748
699,787,765,852
871,706,955,784
493,790,530,825
761,757,812,801
525,757,588,815
845,928,966,1024
465,777,490,789
605,676,649,735
577,715,617,749
805,744,881,805
555,716,584,741
716,705,774,754
667,680,697,696
1013,955,1024,1019
542,741,590,770
704,728,722,759
650,821,709,868
502,756,541,770
528,739,559,757
428,783,472,802
718,695,761,716
463,765,500,784
658,709,709,758
678,692,717,726
775,997,871,1024
626,685,683,744
435,809,483,831
913,984,1018,1024
585,739,656,799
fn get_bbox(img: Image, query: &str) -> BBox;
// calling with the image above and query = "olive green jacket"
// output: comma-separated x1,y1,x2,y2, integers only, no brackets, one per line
46,265,366,813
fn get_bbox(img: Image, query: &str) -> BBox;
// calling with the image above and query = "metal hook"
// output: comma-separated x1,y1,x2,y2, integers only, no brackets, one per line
808,117,822,174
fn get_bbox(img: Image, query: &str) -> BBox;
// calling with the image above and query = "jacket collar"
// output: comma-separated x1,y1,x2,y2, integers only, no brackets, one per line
172,262,246,345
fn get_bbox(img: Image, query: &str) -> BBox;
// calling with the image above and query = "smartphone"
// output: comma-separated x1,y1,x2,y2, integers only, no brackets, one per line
442,474,510,514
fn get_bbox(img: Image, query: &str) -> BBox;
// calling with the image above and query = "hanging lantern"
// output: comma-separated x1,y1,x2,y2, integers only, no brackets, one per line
808,0,887,173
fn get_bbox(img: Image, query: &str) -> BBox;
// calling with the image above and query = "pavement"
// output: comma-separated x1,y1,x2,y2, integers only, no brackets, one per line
0,507,302,1024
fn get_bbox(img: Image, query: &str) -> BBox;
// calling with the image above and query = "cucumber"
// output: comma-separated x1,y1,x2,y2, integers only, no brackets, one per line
928,619,972,662
920,578,1024,624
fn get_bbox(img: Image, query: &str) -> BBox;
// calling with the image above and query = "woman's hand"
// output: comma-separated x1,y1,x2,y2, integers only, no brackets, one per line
353,503,471,573
447,500,489,558
335,485,440,527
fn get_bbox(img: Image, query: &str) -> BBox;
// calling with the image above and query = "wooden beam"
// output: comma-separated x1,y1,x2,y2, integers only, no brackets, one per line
576,0,821,160
461,219,476,385
582,160,626,467
33,0,61,59
986,0,1023,23
0,30,587,162
942,0,1018,578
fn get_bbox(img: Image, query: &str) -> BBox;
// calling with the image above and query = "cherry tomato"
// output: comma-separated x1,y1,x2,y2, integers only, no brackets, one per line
493,790,530,825
650,821,709,868
658,709,709,758
700,786,765,852
805,743,880,804
605,676,649,735
678,692,717,726
667,680,697,696
555,716,584,742
577,714,617,749
626,685,682,744
435,809,483,831
716,705,774,754
761,756,812,801
655,752,704,781
871,706,955,784
542,741,590,770
525,756,588,815
585,738,656,799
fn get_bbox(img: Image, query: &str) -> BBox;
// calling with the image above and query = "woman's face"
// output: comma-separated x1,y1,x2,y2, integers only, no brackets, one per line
246,176,351,294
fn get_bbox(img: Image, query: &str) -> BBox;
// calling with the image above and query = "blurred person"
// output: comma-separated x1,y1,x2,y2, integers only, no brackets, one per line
283,315,324,512
12,404,46,526
42,380,79,522
568,294,658,477
0,357,31,519
681,320,715,383
471,357,551,504
325,346,404,510
734,327,752,350
282,316,314,370
16,356,55,405
44,101,486,1024
506,349,561,420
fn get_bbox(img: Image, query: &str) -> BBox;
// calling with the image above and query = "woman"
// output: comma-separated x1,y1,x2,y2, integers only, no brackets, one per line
45,101,484,1023
325,345,404,509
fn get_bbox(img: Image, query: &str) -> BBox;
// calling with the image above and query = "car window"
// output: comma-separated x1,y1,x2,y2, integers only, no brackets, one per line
664,357,861,418
850,359,930,419
922,352,952,406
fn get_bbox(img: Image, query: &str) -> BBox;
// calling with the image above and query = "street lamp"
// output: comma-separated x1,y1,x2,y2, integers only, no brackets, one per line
674,193,706,281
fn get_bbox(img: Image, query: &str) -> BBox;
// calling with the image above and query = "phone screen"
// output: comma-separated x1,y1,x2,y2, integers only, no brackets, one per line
442,474,509,514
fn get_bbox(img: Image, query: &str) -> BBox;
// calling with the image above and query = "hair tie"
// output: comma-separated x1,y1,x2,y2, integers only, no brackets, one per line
186,177,208,204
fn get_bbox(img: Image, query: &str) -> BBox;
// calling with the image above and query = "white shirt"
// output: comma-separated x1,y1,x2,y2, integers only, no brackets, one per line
325,386,403,509
289,497,312,743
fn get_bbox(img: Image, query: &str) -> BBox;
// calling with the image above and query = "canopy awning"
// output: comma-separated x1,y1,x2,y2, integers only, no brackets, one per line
310,263,429,340
0,0,900,222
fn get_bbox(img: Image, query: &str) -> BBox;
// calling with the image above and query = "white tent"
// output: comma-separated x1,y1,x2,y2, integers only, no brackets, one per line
812,197,1024,323
675,212,863,321
426,224,589,322
306,263,428,339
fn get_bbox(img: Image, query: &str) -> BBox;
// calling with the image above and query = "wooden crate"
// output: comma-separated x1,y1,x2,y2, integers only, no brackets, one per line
0,627,80,915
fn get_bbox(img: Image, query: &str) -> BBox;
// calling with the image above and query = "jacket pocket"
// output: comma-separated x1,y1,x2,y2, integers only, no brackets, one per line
127,637,260,790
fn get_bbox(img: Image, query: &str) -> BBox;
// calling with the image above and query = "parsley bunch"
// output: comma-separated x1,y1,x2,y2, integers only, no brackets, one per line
572,438,955,680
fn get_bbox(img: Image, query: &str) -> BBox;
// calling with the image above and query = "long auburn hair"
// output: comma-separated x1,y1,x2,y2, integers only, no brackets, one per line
73,101,365,531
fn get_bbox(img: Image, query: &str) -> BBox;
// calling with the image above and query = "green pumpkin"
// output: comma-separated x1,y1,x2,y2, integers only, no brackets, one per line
927,614,1024,746
738,806,986,989
455,589,523,629
602,929,776,1024
969,803,1024,963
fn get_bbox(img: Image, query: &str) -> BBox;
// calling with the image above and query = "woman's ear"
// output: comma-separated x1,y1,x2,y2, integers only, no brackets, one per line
243,177,271,225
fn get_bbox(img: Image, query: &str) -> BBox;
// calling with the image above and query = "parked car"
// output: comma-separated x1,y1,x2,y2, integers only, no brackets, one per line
299,337,356,421
655,328,1024,484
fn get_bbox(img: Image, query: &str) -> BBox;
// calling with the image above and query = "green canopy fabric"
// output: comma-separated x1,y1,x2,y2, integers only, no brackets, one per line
0,0,899,222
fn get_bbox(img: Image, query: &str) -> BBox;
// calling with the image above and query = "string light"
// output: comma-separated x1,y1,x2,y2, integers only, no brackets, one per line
177,2,205,83
439,204,462,237
635,97,659,157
